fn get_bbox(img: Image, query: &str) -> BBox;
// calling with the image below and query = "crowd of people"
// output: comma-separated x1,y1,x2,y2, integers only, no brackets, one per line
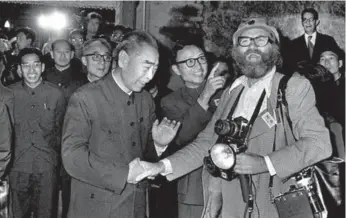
0,7,344,218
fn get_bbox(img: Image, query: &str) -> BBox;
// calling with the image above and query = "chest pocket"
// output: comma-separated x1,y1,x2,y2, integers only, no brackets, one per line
40,102,56,129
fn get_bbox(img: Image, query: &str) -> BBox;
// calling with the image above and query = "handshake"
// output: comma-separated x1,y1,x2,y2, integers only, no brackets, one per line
127,158,166,184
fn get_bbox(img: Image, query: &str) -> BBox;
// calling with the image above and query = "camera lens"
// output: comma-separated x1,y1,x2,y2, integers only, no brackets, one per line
215,119,238,136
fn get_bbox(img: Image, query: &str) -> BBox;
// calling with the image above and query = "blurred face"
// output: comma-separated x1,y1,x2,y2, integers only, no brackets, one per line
172,45,208,88
302,12,319,35
319,51,342,75
87,18,100,35
119,44,159,92
51,41,74,69
82,42,111,81
20,53,44,87
16,32,31,50
69,33,84,50
232,28,280,79
111,29,124,43
214,61,230,80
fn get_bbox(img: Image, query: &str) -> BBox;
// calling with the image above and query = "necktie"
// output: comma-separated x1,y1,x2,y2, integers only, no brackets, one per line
308,35,314,59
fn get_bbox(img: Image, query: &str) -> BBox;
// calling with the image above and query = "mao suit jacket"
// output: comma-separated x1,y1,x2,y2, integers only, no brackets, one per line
62,73,157,218
166,72,332,218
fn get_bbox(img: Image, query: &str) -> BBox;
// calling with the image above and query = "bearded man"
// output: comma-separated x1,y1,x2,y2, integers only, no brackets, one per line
134,17,332,218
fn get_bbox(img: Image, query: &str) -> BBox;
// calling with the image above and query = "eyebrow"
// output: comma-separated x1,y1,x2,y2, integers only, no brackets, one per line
143,60,157,65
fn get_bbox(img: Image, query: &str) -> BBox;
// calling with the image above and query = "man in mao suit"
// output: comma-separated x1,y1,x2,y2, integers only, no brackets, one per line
62,30,180,218
136,17,332,218
289,8,339,72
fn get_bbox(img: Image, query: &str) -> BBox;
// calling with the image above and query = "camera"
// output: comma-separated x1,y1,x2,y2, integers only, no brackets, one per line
295,168,324,214
204,116,252,180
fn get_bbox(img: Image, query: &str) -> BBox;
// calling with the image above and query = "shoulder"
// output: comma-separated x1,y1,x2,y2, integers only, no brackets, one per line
8,81,22,90
161,88,184,106
291,34,304,43
0,84,14,102
69,80,102,103
317,32,335,40
286,73,314,103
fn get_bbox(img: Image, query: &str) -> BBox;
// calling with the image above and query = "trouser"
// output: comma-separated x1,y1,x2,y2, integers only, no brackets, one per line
9,170,58,218
178,202,204,218
60,167,71,218
148,177,178,218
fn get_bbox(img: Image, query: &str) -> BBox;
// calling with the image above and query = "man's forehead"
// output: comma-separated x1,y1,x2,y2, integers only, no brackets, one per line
22,54,40,62
86,42,110,53
321,51,338,58
240,28,270,37
303,12,314,19
54,41,70,49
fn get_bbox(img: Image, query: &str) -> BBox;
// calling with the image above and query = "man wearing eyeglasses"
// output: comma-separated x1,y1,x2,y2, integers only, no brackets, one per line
8,48,66,218
154,41,225,218
68,29,85,59
82,38,112,82
289,8,339,72
135,17,332,218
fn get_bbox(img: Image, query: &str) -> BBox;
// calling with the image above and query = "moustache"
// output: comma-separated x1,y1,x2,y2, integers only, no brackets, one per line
244,49,263,56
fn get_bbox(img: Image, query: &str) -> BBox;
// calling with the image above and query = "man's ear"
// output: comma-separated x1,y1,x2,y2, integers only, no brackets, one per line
171,64,181,76
71,51,75,59
118,50,129,68
339,60,343,69
81,56,87,66
41,63,45,73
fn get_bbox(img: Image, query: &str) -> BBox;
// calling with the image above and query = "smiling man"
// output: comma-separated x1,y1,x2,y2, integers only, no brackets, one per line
289,8,339,70
136,17,332,218
8,48,66,218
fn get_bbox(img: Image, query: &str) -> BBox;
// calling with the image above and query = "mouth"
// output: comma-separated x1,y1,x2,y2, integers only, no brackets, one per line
246,53,262,62
27,74,38,79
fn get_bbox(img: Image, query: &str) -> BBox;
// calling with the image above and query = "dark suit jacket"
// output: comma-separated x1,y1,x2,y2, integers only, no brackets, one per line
62,73,157,218
289,32,339,71
161,84,213,206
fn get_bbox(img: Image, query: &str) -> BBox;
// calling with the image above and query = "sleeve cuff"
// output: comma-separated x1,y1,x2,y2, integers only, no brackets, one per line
154,143,168,157
160,159,173,176
264,155,277,176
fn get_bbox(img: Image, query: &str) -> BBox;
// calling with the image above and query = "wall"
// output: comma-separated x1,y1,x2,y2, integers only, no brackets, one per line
143,1,345,59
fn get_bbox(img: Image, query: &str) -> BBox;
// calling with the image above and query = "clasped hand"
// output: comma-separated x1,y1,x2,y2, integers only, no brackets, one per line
127,159,165,184
127,117,180,184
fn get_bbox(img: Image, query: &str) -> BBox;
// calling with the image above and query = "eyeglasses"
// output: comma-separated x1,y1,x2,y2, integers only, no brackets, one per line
238,36,271,47
71,38,84,43
84,53,112,62
21,62,41,69
175,56,207,68
302,18,315,24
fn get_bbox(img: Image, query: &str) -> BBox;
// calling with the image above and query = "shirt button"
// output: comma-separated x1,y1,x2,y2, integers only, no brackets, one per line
130,122,135,126
132,142,136,146
58,83,62,87
139,117,143,122
31,92,35,95
127,101,131,105
31,105,35,108
31,130,35,134
90,193,94,199
31,142,34,146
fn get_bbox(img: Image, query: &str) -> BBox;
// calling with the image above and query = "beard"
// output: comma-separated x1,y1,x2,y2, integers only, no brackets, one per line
231,44,282,79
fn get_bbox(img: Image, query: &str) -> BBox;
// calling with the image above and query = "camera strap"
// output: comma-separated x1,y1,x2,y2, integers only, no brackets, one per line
226,86,245,120
269,75,291,200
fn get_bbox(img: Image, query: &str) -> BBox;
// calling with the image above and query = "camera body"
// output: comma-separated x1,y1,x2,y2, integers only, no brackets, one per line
204,116,252,180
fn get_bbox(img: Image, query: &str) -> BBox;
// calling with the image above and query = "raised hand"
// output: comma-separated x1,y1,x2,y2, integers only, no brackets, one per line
127,158,145,184
135,161,166,182
152,117,181,147
199,63,226,109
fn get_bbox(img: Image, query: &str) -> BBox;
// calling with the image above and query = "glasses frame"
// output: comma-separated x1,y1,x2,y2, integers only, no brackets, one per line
84,53,112,62
238,36,272,47
302,18,316,24
175,56,207,68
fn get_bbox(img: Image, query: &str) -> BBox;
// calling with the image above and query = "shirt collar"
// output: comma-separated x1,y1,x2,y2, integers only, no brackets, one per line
111,70,133,96
305,32,317,45
228,66,276,96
